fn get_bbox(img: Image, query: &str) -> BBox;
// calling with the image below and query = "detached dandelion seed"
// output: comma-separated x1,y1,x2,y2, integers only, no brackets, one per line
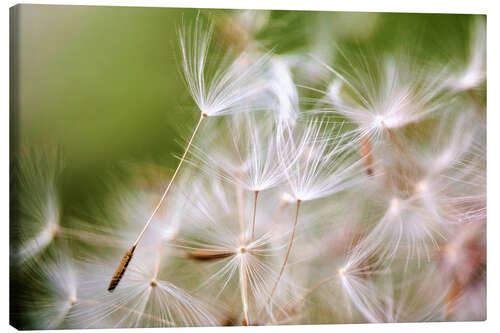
108,16,272,291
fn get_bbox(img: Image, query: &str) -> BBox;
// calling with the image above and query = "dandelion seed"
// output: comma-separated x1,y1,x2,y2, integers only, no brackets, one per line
189,113,286,239
178,15,272,117
12,149,63,263
278,119,365,202
108,15,273,290
263,119,366,308
190,113,285,194
174,179,284,325
18,249,79,329
313,52,453,146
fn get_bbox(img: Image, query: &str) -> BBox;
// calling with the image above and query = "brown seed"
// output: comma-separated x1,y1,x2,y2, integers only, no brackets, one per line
107,245,137,292
186,249,235,261
360,136,374,177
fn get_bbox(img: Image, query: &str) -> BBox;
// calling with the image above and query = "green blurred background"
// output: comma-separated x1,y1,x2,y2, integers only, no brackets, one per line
11,4,479,219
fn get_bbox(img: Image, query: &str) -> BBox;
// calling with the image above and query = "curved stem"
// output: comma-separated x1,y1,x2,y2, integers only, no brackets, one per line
265,199,301,307
108,113,205,291
134,113,206,246
235,172,246,241
251,191,259,241
240,256,250,325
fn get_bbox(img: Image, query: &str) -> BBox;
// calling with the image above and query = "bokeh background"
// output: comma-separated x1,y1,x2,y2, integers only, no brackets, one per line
10,4,485,328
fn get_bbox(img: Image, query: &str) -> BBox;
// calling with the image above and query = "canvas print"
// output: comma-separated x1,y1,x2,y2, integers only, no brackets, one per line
10,4,486,329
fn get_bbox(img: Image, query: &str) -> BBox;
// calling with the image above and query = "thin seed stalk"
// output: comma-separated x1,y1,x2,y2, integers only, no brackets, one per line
240,256,250,326
236,171,246,241
251,190,259,240
265,199,302,306
107,113,206,292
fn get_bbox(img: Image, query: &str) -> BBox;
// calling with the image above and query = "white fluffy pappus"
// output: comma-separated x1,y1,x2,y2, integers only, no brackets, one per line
17,249,79,329
11,150,63,264
189,112,285,193
313,52,454,142
278,118,366,202
171,179,288,325
178,15,273,118
68,246,220,328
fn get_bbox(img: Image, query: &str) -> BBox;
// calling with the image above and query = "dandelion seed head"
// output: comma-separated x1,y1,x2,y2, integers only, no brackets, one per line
178,17,272,118
190,113,284,193
373,114,385,128
316,53,454,141
278,119,365,202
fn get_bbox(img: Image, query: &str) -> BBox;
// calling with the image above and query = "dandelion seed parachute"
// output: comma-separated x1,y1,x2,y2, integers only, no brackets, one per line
11,149,63,263
190,112,285,193
314,52,454,144
178,15,273,118
278,118,366,202
17,249,79,329
172,179,289,325
263,118,367,312
108,15,274,291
